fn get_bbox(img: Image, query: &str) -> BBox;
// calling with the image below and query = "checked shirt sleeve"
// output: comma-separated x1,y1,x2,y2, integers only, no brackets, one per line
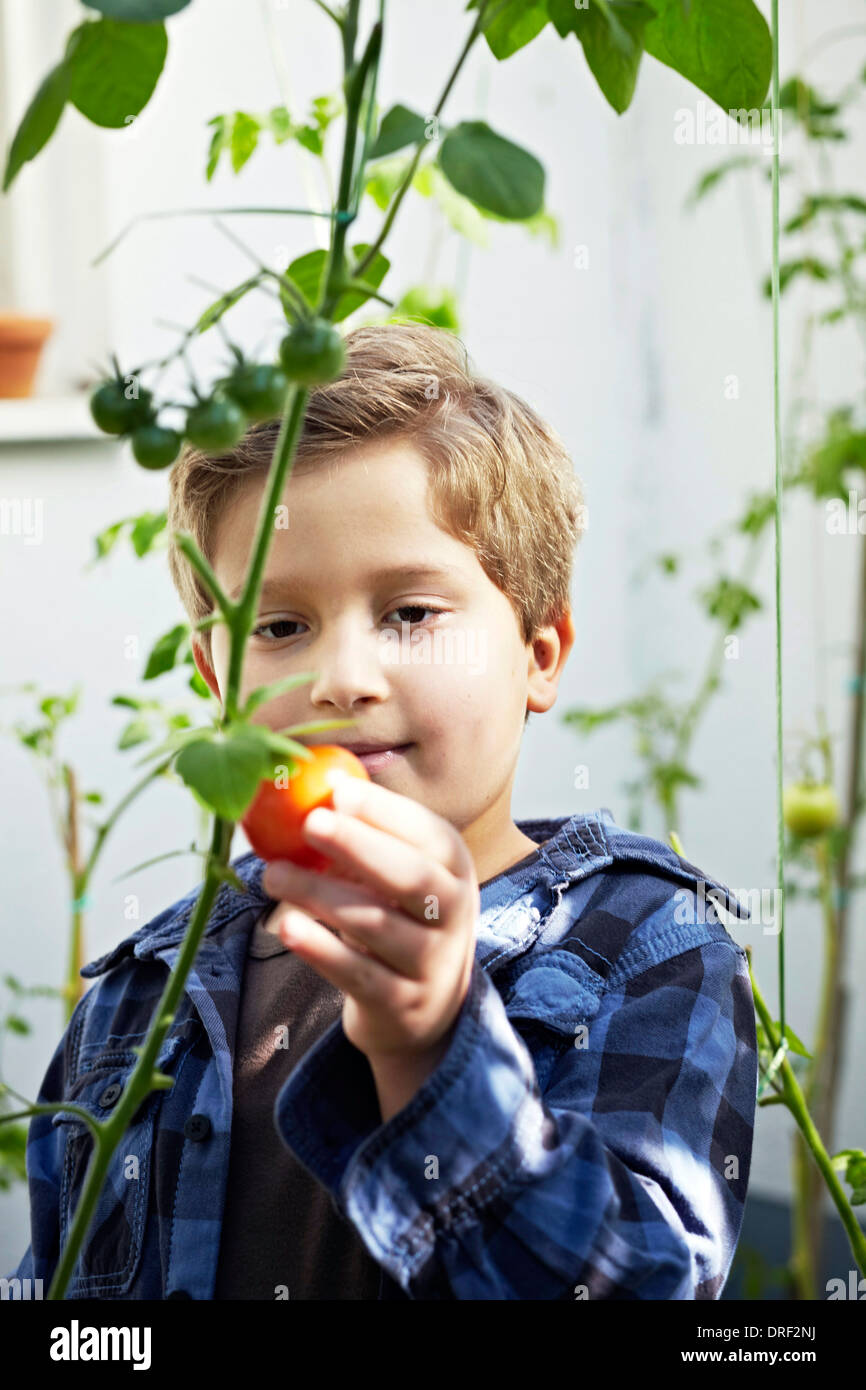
274,933,758,1300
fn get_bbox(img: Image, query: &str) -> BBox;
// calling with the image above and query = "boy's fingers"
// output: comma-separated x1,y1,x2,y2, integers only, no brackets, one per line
329,773,471,879
274,907,400,998
301,807,453,922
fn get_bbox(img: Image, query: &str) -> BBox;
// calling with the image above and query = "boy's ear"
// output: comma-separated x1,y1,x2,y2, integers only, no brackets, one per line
526,608,575,716
191,636,223,704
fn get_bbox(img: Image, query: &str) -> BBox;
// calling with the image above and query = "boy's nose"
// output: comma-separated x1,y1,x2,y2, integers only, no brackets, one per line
307,630,390,711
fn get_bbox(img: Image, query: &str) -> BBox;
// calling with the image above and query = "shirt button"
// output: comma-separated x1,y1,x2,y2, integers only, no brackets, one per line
184,1114,212,1142
98,1083,122,1108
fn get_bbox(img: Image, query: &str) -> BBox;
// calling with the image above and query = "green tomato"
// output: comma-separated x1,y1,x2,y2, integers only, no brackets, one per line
90,380,154,436
131,423,182,470
184,396,248,454
221,363,289,422
279,319,346,385
782,782,840,838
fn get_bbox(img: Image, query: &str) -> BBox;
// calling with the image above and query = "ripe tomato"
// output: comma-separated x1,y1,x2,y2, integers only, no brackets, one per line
782,782,840,838
242,744,369,870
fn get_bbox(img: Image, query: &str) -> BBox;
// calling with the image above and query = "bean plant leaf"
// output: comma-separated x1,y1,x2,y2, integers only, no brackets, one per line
548,0,656,114
82,0,191,17
65,18,168,128
467,0,550,60
438,121,545,219
370,104,429,159
2,63,70,192
642,0,772,112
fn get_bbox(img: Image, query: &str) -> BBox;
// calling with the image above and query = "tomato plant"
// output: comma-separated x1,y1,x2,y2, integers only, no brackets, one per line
242,745,369,870
89,378,154,435
131,421,182,469
219,361,290,421
184,393,248,454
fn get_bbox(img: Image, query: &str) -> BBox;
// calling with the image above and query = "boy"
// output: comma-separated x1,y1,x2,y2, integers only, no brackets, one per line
12,323,757,1300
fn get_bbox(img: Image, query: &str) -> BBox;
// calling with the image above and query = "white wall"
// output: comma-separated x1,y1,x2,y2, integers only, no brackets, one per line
1,0,864,1269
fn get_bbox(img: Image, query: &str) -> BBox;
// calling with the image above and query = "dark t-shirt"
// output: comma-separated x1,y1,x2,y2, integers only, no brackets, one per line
213,907,384,1300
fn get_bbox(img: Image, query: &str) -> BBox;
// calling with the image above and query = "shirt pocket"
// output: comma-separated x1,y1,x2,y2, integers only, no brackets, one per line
51,1047,167,1298
493,947,606,1091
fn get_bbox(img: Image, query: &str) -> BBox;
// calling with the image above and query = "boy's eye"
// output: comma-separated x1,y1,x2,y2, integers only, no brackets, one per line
251,619,304,640
384,604,444,625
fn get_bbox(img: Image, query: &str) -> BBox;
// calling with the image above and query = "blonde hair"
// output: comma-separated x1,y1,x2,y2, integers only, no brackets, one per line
167,321,586,672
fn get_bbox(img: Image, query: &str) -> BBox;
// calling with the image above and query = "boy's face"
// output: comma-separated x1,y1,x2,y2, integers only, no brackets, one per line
192,437,574,880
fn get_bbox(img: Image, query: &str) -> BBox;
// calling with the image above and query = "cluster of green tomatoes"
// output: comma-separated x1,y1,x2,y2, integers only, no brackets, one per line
89,318,346,469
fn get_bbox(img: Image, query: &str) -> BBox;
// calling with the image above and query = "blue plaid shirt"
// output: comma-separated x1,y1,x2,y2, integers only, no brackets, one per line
11,808,757,1299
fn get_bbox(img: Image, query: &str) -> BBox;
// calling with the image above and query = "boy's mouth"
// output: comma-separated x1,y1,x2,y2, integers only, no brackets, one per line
339,742,414,773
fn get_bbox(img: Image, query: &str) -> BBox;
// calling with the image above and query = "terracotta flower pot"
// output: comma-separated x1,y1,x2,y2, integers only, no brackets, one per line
0,313,54,398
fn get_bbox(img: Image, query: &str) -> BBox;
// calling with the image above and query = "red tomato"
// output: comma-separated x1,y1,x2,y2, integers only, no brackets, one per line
242,744,369,870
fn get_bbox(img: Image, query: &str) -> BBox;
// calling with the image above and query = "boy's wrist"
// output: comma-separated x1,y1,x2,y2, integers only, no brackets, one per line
366,1027,456,1125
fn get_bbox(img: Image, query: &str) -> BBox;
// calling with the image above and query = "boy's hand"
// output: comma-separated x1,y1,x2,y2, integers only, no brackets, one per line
260,774,479,1115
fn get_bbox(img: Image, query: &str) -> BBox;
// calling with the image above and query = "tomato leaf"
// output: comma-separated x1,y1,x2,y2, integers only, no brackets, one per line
195,274,262,333
174,726,280,821
65,18,168,129
242,672,320,718
143,623,190,680
438,121,544,220
282,244,390,322
3,62,70,192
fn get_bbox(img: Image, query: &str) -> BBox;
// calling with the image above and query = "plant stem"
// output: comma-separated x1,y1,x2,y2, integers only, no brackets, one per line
747,950,866,1279
48,814,234,1299
353,0,498,281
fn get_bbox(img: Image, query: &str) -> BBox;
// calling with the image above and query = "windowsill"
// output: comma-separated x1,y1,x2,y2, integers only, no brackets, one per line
0,395,117,444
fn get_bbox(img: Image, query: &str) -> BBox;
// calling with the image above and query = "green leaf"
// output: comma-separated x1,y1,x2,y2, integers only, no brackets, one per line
130,510,168,556
391,286,460,332
4,1015,31,1036
242,672,321,718
143,624,190,680
771,1022,812,1059
3,62,70,192
370,104,429,159
282,244,390,322
83,791,104,804
468,0,550,60
698,577,762,630
412,163,491,245
205,114,229,180
82,0,191,16
189,669,213,700
761,258,833,297
684,154,758,210
174,725,281,821
548,0,656,114
438,120,545,219
117,717,152,750
267,105,293,142
230,112,261,173
93,519,126,561
195,274,262,334
642,0,772,112
65,18,168,129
